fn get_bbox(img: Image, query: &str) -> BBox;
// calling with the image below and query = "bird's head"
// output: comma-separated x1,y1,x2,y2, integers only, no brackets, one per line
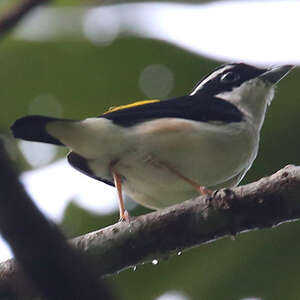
191,63,294,128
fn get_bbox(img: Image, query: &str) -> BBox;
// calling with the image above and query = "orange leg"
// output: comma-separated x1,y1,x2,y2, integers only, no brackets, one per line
158,161,212,196
112,171,130,222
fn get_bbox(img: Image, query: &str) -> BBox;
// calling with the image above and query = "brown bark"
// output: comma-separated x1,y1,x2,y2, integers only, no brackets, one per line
1,161,300,299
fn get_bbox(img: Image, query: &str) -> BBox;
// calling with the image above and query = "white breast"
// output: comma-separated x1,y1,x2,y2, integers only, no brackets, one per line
105,117,259,209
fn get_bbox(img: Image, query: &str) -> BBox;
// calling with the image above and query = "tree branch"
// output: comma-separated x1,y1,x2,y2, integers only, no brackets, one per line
0,140,115,300
1,164,300,299
0,0,50,38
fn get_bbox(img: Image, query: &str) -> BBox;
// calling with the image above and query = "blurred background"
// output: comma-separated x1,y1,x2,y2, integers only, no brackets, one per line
0,0,300,299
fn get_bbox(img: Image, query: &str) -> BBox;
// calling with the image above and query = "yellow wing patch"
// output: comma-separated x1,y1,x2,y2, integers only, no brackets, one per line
103,99,160,114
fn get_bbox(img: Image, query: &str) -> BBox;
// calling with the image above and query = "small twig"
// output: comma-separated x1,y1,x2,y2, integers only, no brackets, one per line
0,140,115,300
0,0,51,37
1,164,300,299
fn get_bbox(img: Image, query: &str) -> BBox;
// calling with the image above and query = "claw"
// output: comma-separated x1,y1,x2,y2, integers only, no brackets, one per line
196,186,212,196
119,210,130,222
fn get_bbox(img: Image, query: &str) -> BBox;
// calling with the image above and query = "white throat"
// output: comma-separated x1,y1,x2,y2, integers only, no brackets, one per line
216,79,275,130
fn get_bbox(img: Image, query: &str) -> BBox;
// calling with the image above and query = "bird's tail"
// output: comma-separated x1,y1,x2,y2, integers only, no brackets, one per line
11,115,74,146
11,115,122,159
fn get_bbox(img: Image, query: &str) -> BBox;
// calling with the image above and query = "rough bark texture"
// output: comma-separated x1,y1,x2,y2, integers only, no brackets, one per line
71,164,300,275
1,164,300,299
0,141,115,300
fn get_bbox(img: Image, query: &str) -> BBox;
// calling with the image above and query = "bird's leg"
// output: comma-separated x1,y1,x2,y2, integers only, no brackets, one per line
112,171,130,222
158,161,212,196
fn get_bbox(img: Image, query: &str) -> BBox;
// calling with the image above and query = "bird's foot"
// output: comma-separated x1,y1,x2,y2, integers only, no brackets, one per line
119,210,130,222
196,186,212,196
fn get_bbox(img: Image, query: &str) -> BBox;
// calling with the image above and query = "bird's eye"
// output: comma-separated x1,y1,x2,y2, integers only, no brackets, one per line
220,72,240,83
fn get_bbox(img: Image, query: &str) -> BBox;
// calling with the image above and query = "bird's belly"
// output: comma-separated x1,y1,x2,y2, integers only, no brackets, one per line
115,119,258,209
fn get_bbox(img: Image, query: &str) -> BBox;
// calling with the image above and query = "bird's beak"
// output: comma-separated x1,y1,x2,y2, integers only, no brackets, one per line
259,65,295,84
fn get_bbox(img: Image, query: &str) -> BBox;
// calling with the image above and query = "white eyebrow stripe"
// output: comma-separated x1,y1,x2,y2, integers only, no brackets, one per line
190,65,234,95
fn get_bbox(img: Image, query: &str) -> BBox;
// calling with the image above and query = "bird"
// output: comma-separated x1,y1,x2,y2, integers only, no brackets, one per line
11,63,294,221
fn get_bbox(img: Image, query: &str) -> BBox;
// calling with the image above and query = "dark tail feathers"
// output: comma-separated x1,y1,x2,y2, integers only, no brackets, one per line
11,115,68,146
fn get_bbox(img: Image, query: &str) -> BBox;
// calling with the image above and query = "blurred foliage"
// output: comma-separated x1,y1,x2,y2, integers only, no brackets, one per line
54,0,216,6
0,5,300,300
0,0,216,12
0,0,17,11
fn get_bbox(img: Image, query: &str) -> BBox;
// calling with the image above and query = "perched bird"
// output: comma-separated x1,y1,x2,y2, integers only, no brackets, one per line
11,63,293,220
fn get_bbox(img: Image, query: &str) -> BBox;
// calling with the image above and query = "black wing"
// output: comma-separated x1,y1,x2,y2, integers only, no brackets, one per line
100,94,243,127
67,152,114,187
